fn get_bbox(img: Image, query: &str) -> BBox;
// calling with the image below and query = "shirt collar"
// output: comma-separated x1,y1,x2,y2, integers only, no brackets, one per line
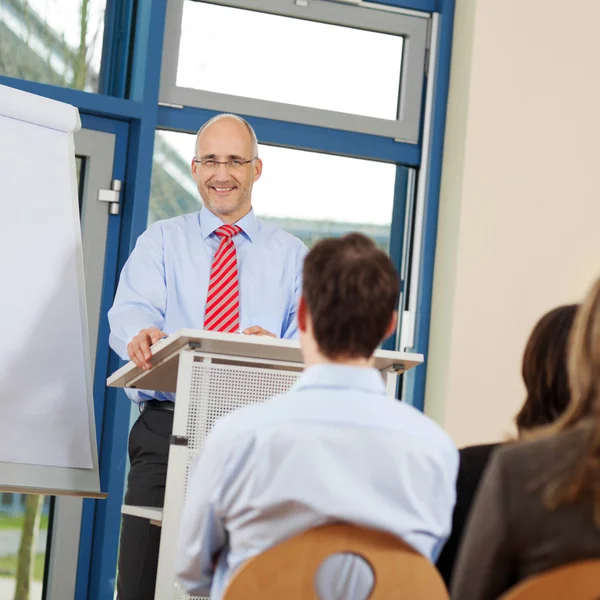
198,205,257,242
294,364,386,396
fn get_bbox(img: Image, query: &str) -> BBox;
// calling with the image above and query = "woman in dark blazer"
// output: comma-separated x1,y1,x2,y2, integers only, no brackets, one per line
452,278,600,599
436,303,578,587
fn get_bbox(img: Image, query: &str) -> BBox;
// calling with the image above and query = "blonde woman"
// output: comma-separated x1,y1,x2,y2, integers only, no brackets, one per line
452,278,600,600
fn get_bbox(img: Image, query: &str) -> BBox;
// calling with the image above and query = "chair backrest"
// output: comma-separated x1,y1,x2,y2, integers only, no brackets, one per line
222,523,449,600
499,559,600,600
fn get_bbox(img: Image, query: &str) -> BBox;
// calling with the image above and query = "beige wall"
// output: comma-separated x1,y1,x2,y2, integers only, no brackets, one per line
426,0,600,446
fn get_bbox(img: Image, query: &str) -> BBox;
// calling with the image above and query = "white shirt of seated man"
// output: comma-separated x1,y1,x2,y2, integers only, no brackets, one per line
176,238,458,600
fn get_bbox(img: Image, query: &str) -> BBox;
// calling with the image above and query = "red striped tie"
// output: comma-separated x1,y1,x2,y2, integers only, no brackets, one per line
204,224,243,333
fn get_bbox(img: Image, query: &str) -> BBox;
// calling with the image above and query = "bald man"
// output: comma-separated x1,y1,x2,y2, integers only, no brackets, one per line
108,114,307,600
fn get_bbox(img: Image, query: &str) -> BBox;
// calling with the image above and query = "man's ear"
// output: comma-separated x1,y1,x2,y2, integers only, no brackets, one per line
298,296,307,333
253,158,263,183
383,311,398,341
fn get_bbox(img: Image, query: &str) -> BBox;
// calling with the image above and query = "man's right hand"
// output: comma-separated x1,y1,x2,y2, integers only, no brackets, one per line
127,327,167,370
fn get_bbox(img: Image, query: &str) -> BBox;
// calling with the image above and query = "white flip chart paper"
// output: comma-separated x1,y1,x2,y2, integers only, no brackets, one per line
0,84,94,469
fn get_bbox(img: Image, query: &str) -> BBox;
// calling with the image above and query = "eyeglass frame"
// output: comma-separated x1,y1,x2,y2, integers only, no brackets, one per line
193,156,259,170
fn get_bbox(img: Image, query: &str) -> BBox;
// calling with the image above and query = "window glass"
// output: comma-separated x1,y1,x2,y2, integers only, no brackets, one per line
150,130,395,251
176,1,403,120
0,494,51,600
0,0,106,92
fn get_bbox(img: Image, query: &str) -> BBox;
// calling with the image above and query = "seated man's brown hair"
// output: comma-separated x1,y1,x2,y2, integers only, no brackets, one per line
302,233,400,360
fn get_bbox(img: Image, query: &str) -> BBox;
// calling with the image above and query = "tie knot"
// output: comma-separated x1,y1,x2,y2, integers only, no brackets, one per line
215,224,242,240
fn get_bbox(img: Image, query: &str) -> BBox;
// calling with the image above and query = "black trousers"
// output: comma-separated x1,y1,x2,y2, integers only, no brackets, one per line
117,406,173,600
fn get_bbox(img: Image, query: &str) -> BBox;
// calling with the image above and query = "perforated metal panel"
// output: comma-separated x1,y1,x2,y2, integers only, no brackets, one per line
176,360,299,600
187,361,298,450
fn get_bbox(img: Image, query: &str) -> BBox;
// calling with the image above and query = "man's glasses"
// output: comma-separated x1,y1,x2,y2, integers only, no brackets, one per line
193,157,258,172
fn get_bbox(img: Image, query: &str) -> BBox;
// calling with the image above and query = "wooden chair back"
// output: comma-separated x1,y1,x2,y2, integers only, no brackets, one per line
500,559,600,600
222,523,449,600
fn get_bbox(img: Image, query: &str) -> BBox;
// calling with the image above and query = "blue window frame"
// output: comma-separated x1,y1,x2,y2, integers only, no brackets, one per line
0,0,455,597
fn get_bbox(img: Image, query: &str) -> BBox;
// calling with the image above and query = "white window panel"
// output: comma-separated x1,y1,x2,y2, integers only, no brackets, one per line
160,0,430,143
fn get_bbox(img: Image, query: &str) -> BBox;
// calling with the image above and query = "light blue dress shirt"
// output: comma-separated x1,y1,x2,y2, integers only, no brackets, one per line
108,207,308,403
176,364,459,600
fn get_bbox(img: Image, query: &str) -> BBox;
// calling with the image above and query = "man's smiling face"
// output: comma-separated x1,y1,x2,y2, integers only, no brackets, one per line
192,117,262,222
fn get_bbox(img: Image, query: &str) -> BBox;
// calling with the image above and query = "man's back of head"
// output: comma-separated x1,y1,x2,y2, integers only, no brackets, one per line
298,233,400,364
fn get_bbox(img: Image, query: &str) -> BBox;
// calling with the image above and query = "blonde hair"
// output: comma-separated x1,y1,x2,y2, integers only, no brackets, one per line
541,278,600,524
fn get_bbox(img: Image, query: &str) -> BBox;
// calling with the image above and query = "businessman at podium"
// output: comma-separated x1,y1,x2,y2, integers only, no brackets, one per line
108,113,307,600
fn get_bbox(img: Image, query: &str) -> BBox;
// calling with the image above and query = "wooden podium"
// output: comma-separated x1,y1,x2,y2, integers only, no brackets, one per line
107,329,423,600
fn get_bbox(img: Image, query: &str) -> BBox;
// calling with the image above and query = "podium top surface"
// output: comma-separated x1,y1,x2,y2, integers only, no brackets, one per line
107,329,423,392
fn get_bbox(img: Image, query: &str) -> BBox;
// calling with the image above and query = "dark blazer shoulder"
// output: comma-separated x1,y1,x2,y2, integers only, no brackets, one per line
436,443,500,587
491,425,591,478
460,443,499,482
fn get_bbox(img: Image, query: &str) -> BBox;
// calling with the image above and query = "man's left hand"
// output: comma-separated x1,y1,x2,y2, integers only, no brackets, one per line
242,326,276,338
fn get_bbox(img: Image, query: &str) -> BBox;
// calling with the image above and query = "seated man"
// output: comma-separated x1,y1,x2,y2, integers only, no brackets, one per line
176,233,458,599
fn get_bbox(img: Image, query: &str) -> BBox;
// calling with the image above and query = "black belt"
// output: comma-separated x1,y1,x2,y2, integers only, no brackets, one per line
140,399,175,413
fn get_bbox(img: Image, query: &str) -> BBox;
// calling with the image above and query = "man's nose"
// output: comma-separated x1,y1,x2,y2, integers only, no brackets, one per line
215,162,230,178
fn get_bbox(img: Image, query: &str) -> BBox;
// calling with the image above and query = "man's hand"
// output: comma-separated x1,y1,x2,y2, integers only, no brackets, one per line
127,327,167,370
242,326,276,338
